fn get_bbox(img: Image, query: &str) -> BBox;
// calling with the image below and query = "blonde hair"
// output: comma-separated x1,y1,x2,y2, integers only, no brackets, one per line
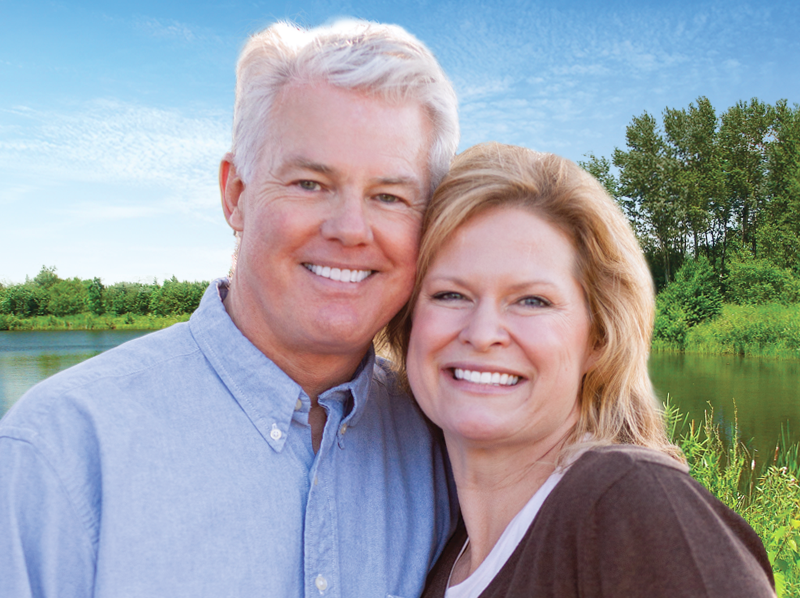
231,19,459,195
386,142,682,461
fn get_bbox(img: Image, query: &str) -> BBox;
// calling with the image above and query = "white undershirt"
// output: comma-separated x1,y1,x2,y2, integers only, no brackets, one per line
444,468,566,598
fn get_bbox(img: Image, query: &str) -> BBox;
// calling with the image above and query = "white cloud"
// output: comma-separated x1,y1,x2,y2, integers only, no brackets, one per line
0,99,230,213
134,17,198,43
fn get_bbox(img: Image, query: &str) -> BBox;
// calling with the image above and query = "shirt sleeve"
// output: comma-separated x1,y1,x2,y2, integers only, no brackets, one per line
0,436,96,598
582,461,775,598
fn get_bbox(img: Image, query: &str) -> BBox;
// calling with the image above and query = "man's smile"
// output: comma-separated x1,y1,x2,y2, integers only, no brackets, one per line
303,262,374,283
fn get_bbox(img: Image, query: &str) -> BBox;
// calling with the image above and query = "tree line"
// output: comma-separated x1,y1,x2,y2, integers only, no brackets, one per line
0,267,208,318
582,96,800,291
581,97,800,346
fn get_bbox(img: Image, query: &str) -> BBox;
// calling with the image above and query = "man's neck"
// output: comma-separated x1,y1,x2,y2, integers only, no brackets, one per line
222,283,369,452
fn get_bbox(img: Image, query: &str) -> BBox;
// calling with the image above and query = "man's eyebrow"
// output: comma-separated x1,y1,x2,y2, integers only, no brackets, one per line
283,158,336,176
373,175,421,187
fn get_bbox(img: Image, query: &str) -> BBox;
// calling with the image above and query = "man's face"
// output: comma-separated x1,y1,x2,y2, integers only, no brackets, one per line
224,81,432,362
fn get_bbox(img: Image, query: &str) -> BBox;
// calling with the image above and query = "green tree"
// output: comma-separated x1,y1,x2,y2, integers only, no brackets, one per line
579,153,619,198
719,99,775,257
87,277,105,315
761,101,800,272
149,277,207,316
47,278,88,316
33,265,60,289
0,284,50,317
613,112,682,284
662,97,725,260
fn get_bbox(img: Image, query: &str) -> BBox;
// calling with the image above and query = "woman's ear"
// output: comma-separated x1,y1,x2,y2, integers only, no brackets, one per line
220,153,245,231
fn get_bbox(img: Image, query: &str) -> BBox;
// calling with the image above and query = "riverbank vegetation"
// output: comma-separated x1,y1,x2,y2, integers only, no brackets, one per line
667,401,800,596
582,97,800,359
0,269,206,330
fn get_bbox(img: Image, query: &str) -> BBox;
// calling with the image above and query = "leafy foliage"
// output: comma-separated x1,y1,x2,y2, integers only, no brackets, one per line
47,278,88,316
584,97,800,292
665,400,800,597
0,273,209,324
726,251,800,306
654,256,722,347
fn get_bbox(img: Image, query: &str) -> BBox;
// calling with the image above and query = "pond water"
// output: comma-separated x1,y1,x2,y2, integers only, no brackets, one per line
0,330,153,414
2,332,799,462
649,352,800,463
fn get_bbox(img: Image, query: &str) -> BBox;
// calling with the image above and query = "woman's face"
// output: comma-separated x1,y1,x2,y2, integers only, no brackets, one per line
407,206,597,450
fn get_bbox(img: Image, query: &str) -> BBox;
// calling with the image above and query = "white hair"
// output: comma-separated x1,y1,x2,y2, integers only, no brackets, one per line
230,19,459,195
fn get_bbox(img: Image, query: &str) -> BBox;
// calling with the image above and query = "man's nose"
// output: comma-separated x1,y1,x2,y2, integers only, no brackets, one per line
458,303,511,352
320,191,373,246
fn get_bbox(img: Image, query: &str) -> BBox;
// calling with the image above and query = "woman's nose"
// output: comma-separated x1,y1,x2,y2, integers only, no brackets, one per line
458,303,510,351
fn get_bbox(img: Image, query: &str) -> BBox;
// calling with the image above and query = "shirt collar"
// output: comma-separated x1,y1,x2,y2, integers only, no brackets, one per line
189,279,375,452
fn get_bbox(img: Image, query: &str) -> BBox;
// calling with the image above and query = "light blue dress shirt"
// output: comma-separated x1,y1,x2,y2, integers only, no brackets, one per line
0,280,456,598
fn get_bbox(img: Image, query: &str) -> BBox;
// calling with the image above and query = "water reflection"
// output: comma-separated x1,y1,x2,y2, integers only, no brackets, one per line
0,331,152,414
2,333,800,465
649,352,800,463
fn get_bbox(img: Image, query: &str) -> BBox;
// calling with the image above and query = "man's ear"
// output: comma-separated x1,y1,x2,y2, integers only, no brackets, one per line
220,153,245,231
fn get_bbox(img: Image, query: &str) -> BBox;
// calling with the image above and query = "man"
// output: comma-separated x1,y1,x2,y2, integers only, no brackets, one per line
0,20,459,597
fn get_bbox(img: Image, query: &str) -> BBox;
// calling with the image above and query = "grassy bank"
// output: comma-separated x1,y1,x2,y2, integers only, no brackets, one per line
0,312,190,331
653,303,800,359
667,400,800,597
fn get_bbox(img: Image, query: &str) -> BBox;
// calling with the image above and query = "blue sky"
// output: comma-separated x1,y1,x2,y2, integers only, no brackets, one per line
1,0,798,284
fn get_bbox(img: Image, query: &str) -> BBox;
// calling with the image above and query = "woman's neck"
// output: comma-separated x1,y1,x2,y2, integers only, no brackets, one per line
445,434,567,586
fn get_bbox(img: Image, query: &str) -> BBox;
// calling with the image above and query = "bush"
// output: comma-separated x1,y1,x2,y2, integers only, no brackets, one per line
148,278,207,316
47,278,88,316
654,256,722,347
726,254,800,305
0,284,50,317
684,304,800,358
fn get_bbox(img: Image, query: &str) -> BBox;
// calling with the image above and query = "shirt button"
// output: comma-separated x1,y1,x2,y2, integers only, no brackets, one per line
295,399,302,411
270,424,282,441
315,574,328,592
339,423,347,435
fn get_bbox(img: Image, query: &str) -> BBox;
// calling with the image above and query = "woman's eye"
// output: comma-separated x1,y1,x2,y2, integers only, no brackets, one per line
519,296,549,308
298,180,321,191
431,291,466,302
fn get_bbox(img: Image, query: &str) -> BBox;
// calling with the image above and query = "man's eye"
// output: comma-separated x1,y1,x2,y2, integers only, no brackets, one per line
298,180,321,191
376,193,401,204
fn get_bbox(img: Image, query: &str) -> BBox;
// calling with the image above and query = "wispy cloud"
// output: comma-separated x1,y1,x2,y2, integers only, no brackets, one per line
136,17,198,42
0,99,230,213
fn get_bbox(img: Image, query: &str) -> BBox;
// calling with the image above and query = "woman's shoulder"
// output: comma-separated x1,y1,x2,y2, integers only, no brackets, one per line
521,444,776,597
549,444,690,511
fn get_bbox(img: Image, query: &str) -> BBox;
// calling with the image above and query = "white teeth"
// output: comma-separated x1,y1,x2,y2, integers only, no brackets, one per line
453,368,520,386
305,264,372,283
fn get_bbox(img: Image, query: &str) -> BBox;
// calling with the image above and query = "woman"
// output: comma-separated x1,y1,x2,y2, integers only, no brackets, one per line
388,143,775,597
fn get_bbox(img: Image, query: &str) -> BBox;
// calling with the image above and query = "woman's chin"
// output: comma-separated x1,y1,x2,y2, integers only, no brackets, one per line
442,416,517,446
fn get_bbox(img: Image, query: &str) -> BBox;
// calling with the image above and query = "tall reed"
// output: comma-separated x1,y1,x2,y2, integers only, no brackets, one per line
666,399,800,597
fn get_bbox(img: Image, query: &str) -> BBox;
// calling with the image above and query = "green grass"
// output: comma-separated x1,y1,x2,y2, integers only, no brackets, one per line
0,312,190,331
653,303,800,359
666,399,800,597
